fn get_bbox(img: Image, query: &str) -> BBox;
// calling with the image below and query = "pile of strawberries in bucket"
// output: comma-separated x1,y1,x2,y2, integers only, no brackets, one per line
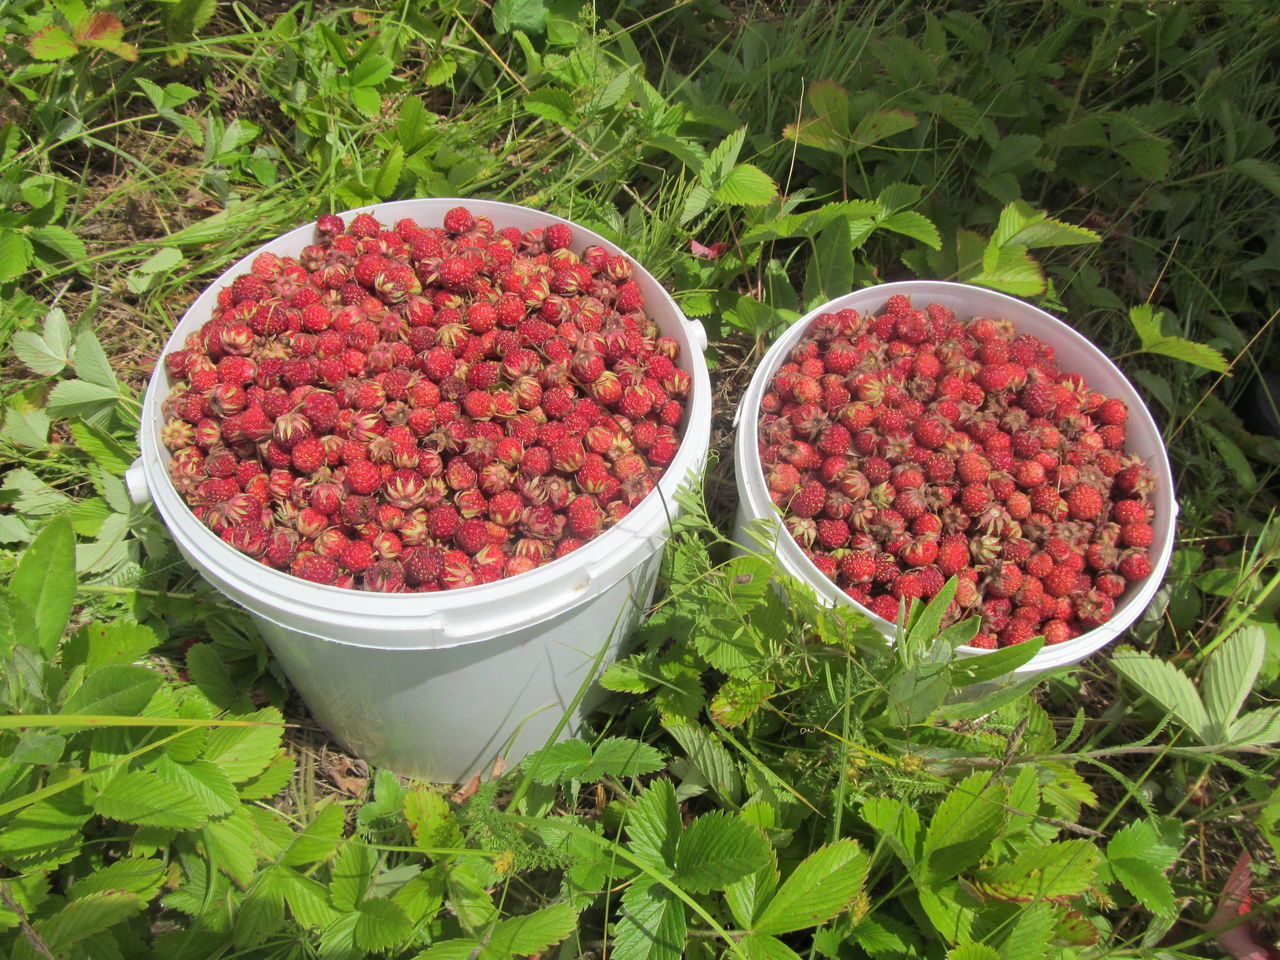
756,297,1158,648
158,207,689,592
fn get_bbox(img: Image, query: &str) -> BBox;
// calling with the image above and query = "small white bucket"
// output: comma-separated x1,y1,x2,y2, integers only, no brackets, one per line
732,281,1177,680
129,199,712,783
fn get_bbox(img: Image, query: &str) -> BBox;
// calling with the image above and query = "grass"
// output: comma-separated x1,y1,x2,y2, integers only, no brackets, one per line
1,0,1279,957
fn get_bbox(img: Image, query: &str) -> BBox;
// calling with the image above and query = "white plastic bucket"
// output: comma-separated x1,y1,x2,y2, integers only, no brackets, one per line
732,281,1177,679
129,199,712,783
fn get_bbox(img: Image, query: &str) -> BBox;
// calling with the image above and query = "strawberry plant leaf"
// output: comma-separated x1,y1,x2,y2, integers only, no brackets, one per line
1202,626,1264,737
1107,818,1180,916
861,796,922,869
0,588,38,657
492,0,549,35
972,839,1100,899
1231,157,1280,197
202,805,260,886
738,932,804,960
851,109,918,150
723,849,779,929
403,786,463,851
329,840,376,912
487,902,578,954
27,24,79,60
353,897,412,952
60,665,162,717
582,737,665,781
154,756,238,819
950,636,1043,684
626,778,680,868
922,772,1008,881
29,225,87,264
967,242,1045,296
673,812,771,893
1111,646,1210,742
751,838,868,935
614,879,687,960
202,707,285,782
95,769,209,829
524,739,593,783
715,164,778,206
664,721,742,805
72,326,121,391
29,890,146,953
878,211,942,250
1229,706,1280,746
13,331,68,376
944,945,1001,960
806,80,852,139
67,856,166,901
10,514,75,656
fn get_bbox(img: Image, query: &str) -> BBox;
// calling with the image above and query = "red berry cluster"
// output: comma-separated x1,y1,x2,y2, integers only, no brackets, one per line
159,207,689,591
758,296,1158,648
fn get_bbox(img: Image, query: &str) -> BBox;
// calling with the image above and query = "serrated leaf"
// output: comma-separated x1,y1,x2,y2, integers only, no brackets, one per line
10,514,75,655
493,0,548,34
203,708,285,782
923,772,1007,880
68,856,166,901
12,331,67,376
488,902,578,954
710,677,773,727
27,24,79,60
806,80,851,138
967,243,1045,296
951,636,1044,684
329,840,375,911
861,796,921,868
705,128,747,183
3,406,53,451
614,880,686,960
525,739,593,783
664,721,741,805
878,211,941,249
1202,627,1264,737
985,134,1042,175
1107,819,1179,915
155,756,238,818
1145,336,1229,373
674,812,771,892
0,588,38,656
601,654,656,693
352,896,412,952
47,378,121,417
72,325,120,390
851,109,918,149
403,786,463,851
61,664,162,716
997,900,1056,960
1111,646,1210,742
583,737,665,781
627,779,679,868
374,143,404,198
973,839,1100,898
30,225,87,263
524,88,576,125
1232,157,1280,197
1115,138,1170,180
739,932,804,960
945,946,1000,960
96,769,209,829
715,164,778,206
0,788,92,870
1229,706,1280,746
752,839,868,935
0,230,33,282
69,419,135,474
203,805,259,885
32,890,145,952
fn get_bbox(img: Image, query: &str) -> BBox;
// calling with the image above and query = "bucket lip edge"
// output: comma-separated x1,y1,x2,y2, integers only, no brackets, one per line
139,197,715,620
732,280,1178,670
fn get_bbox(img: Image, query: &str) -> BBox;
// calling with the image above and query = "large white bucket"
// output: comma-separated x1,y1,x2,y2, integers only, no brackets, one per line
129,199,712,783
732,281,1177,680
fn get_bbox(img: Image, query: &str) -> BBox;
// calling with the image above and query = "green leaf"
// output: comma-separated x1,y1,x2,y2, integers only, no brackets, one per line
878,211,941,249
627,779,680,868
202,707,285,782
60,664,162,716
95,769,209,829
806,80,851,138
664,721,742,805
488,902,578,954
202,805,259,885
804,217,856,308
738,933,804,960
10,514,75,656
0,788,92,869
1231,157,1280,198
1111,646,1210,742
1229,706,1280,746
861,796,921,868
524,88,575,125
73,326,121,390
154,756,238,818
492,0,548,34
12,331,68,376
403,786,463,851
31,890,145,953
27,24,79,60
945,946,1000,960
923,772,1007,880
973,839,1100,898
752,839,868,935
715,164,778,206
329,840,376,911
68,855,166,901
951,636,1044,684
374,143,404,198
281,801,345,866
0,588,38,656
583,737,665,781
1107,818,1179,915
524,739,593,783
1145,337,1229,372
1202,627,1264,737
710,677,774,727
967,242,1045,296
46,378,122,417
353,897,412,952
851,109,918,149
73,620,157,672
996,900,1056,960
614,880,687,960
30,225,87,263
985,135,1042,175
674,812,771,893
1115,137,1171,180
0,230,33,282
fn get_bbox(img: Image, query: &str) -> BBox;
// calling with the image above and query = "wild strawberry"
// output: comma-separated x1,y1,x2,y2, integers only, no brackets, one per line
344,459,382,495
1117,550,1153,582
292,554,339,584
1120,521,1154,549
1043,565,1081,598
